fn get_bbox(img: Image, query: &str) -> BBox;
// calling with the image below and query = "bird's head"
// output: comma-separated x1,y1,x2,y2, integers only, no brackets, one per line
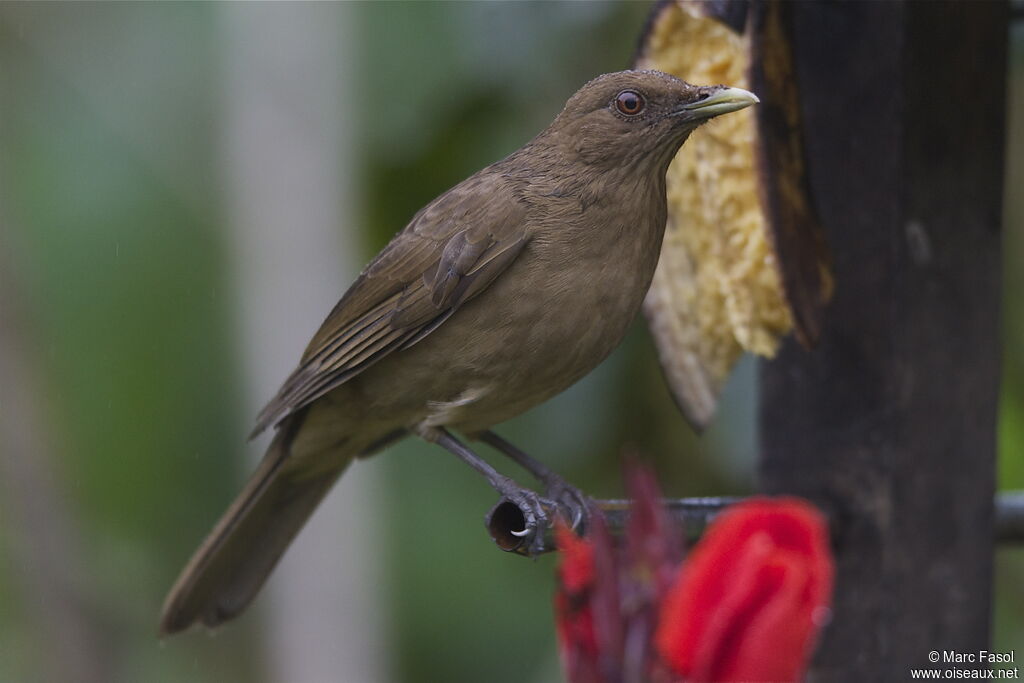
547,70,758,170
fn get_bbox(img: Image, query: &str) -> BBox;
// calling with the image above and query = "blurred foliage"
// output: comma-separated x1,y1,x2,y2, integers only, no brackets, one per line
0,3,1020,683
994,20,1024,656
0,4,254,682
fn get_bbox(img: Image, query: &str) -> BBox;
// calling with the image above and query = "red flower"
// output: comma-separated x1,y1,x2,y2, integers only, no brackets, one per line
655,498,834,683
553,468,834,683
554,520,602,683
554,466,687,683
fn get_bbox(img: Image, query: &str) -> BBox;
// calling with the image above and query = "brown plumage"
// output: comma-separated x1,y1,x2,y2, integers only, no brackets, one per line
160,70,757,634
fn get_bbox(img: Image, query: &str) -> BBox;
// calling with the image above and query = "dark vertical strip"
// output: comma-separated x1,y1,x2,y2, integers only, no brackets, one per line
758,1,1007,679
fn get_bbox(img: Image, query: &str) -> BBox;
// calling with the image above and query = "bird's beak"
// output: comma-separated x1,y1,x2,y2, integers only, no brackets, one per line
679,86,760,120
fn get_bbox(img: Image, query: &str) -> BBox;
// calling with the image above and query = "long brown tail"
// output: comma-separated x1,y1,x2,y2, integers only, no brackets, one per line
159,416,351,635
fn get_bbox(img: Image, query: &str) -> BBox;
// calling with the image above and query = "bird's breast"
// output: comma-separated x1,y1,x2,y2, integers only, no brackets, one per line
414,189,667,432
358,176,670,434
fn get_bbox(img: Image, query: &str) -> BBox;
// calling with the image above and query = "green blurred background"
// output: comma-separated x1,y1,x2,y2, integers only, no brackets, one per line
0,3,1020,682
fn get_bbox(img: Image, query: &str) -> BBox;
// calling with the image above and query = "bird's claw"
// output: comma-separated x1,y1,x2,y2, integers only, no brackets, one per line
485,482,555,556
543,478,591,534
484,471,591,555
509,488,552,556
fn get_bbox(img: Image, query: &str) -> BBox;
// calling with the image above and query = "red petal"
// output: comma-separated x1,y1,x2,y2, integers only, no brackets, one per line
624,462,684,599
720,553,816,681
588,511,624,672
554,521,601,682
655,498,834,683
556,520,596,594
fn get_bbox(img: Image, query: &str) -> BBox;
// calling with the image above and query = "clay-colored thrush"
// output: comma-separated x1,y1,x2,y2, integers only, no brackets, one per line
160,70,757,633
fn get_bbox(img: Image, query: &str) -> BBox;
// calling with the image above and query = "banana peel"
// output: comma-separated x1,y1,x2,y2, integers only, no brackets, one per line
635,0,832,428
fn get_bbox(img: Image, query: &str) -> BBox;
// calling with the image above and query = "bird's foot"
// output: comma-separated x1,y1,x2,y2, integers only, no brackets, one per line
541,474,590,533
425,427,555,555
479,430,591,533
486,478,556,557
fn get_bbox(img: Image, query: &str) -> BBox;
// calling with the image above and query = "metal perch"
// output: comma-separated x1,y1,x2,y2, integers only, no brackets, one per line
486,492,1024,555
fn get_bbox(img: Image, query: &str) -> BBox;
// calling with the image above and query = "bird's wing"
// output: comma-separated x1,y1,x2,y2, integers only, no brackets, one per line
251,177,529,436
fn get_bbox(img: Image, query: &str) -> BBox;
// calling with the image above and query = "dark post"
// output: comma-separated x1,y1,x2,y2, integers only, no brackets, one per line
758,2,1007,680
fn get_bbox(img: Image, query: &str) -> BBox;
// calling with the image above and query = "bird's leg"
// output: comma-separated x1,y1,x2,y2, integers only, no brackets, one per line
478,430,589,532
422,427,551,555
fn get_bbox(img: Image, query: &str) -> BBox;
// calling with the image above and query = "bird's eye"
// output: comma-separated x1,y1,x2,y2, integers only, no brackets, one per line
614,90,646,116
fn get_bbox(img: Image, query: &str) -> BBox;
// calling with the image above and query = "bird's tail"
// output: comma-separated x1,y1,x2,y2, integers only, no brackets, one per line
159,414,351,635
